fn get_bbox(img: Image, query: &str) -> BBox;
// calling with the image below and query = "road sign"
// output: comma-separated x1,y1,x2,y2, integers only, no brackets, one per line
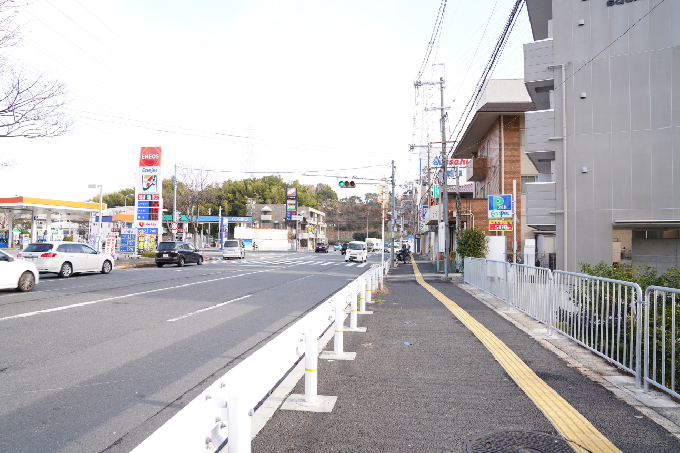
488,195,512,211
291,215,303,221
170,221,178,231
489,219,513,231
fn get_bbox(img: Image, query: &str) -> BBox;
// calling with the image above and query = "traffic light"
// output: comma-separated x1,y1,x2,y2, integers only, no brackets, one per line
338,180,356,188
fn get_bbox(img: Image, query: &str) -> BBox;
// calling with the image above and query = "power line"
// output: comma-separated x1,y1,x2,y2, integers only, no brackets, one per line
416,0,447,81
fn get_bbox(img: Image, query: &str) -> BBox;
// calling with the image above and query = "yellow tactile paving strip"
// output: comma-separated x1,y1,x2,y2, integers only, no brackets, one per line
411,260,621,453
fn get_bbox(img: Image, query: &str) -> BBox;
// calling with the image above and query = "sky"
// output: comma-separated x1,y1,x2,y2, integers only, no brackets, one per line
0,0,533,203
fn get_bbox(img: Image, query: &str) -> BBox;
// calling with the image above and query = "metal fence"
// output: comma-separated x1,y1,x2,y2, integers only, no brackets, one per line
643,286,680,399
463,258,680,395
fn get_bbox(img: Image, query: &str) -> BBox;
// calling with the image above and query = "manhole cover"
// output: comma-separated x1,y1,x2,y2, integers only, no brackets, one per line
463,430,584,453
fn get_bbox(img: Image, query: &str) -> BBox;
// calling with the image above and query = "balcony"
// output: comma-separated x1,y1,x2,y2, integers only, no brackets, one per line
525,109,556,173
466,157,487,182
526,182,556,231
524,38,554,110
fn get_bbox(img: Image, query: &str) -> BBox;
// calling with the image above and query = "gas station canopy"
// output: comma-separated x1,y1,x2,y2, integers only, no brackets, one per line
0,196,105,215
0,196,106,244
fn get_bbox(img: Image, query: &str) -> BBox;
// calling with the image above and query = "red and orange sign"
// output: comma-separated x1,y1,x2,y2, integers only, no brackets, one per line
489,219,513,231
139,147,162,167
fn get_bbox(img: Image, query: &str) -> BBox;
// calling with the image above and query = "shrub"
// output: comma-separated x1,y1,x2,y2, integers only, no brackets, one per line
140,252,156,258
456,227,489,259
62,236,73,242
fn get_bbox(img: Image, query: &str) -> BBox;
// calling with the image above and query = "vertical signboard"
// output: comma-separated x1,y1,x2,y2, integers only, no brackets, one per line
286,187,297,214
120,228,136,253
134,147,163,252
488,195,513,231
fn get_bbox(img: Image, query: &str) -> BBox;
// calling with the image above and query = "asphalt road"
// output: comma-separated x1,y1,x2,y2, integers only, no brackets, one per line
0,250,382,453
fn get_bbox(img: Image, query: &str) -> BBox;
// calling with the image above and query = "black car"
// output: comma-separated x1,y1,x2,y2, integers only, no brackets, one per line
341,243,348,255
155,241,204,267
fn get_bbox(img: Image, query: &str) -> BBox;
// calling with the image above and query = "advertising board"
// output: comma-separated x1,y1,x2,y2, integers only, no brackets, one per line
134,147,163,251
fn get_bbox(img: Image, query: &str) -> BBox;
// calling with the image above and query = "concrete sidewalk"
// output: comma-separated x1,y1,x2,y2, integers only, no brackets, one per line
250,257,680,452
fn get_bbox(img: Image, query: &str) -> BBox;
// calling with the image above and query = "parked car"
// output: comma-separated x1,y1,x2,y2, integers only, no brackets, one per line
341,243,348,255
17,242,114,278
156,241,204,267
345,241,367,262
315,243,328,253
0,249,39,291
223,239,245,260
333,243,341,251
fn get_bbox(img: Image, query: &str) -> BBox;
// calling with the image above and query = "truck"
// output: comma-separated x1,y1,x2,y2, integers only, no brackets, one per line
365,237,380,252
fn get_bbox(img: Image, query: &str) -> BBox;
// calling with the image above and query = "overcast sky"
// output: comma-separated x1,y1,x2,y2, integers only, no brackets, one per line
0,0,532,202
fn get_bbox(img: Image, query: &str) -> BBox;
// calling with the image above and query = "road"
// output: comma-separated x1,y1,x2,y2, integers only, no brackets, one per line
0,250,381,453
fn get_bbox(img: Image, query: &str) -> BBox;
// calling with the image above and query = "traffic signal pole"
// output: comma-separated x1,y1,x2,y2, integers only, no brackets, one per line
440,77,450,280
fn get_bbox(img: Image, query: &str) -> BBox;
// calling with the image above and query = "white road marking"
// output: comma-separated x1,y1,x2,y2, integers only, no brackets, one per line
357,263,368,268
0,270,269,321
345,263,355,267
166,295,252,322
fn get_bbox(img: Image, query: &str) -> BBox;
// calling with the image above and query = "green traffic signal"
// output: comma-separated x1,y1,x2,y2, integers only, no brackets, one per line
338,180,355,188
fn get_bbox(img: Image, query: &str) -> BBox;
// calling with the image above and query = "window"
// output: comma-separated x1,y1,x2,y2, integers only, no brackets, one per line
487,182,491,196
520,129,526,146
479,146,485,158
480,185,485,199
521,175,537,194
23,244,53,253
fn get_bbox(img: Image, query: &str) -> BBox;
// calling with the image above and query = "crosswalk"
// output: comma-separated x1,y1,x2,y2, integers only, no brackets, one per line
209,258,369,268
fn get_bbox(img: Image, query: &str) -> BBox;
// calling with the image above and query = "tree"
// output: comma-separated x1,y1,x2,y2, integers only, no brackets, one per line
89,188,135,208
0,1,71,168
176,167,217,247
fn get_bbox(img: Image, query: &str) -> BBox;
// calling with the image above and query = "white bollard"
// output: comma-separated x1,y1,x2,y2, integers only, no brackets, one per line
227,392,251,453
333,303,344,355
360,279,366,312
349,289,358,329
304,328,317,403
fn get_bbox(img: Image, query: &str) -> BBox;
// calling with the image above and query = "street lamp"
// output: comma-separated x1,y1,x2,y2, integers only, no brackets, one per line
124,194,131,207
88,184,102,250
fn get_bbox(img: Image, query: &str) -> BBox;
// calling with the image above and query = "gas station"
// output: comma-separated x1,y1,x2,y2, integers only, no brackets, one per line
0,196,105,248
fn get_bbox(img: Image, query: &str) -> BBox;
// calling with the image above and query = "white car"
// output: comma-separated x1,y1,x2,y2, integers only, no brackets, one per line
17,241,114,278
345,241,367,263
222,239,245,260
0,249,39,291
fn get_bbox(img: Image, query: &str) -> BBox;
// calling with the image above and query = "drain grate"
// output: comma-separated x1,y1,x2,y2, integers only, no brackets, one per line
463,430,584,453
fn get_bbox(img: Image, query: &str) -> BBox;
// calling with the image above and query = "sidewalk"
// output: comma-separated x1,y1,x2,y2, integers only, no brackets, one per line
251,256,680,452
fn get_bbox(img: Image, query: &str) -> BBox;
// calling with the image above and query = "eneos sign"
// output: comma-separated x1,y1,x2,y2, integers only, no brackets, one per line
139,147,162,167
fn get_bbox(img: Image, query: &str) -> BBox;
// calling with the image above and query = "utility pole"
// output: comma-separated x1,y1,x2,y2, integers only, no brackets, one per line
173,164,177,241
439,76,450,280
391,160,396,265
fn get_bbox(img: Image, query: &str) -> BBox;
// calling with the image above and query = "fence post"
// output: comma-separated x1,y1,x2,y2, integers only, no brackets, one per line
548,271,556,336
360,279,366,312
334,303,343,355
635,287,643,390
366,274,372,304
643,288,650,393
349,288,357,329
304,328,318,402
226,392,251,453
505,262,511,311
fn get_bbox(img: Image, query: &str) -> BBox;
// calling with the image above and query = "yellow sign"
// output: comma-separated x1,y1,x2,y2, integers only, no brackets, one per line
489,219,513,231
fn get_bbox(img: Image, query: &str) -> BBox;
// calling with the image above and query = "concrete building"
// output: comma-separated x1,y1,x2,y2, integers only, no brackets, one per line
249,204,326,251
523,0,680,272
453,79,539,263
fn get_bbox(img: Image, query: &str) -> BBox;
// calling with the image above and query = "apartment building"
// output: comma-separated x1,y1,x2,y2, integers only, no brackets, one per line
523,0,680,272
453,78,539,261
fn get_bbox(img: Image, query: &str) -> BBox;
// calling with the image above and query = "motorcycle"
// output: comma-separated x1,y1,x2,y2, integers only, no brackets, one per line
396,249,411,264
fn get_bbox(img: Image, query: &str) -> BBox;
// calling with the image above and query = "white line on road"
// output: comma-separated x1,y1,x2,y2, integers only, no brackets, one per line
0,270,269,322
357,263,368,268
166,295,252,322
345,263,355,267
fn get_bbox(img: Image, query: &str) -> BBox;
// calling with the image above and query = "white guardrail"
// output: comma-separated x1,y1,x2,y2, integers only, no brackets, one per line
464,257,680,399
133,263,387,453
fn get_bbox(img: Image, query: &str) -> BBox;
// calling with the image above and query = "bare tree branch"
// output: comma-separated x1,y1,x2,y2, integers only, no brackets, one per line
176,167,218,247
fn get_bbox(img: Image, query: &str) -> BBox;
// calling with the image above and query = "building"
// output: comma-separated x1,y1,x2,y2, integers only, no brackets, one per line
522,0,680,272
452,79,539,262
248,204,326,251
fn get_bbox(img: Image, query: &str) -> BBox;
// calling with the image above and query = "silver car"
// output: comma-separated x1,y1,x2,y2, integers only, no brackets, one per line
18,241,114,278
222,239,245,260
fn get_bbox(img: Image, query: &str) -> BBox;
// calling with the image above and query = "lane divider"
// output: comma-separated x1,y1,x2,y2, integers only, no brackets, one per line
411,260,620,453
166,295,252,322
